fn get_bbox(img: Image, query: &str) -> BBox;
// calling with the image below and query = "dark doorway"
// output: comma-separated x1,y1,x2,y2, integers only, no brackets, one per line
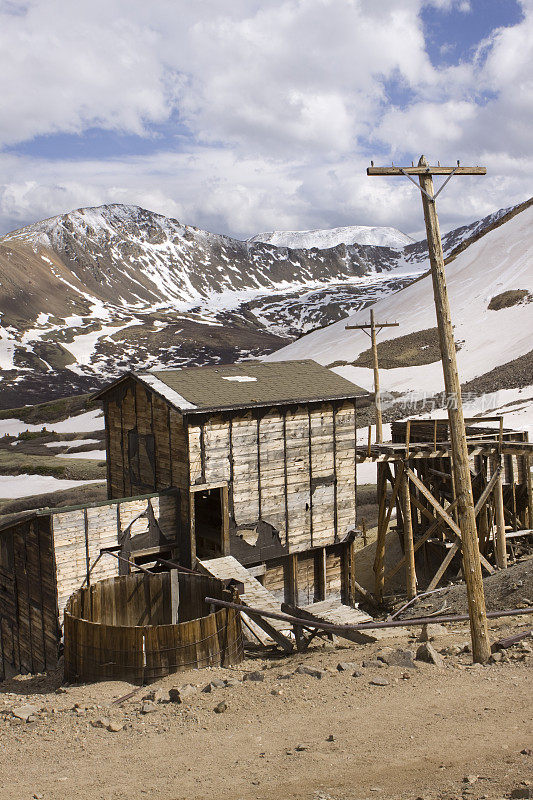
194,488,226,559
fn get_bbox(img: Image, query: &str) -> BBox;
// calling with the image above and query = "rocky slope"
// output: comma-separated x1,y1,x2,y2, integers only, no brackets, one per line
0,205,426,407
0,200,522,408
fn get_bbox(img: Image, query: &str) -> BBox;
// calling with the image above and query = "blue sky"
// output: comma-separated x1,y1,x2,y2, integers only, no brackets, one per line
0,0,531,239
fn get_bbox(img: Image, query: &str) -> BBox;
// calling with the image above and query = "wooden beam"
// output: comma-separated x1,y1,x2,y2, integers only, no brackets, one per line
373,462,404,598
367,165,486,175
405,466,461,537
426,541,460,592
424,471,502,590
373,463,388,599
346,311,398,443
286,553,298,607
368,153,491,663
383,498,459,583
240,607,294,654
221,485,230,556
315,547,326,602
419,153,490,661
493,462,507,569
370,310,382,442
410,492,437,524
406,465,495,575
401,472,417,599
525,433,533,528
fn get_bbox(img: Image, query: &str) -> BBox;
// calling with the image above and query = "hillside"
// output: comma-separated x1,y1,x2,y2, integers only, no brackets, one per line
0,204,427,407
267,199,533,434
0,200,524,409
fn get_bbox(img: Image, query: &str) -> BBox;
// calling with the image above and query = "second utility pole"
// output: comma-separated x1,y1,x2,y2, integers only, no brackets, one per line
346,309,398,443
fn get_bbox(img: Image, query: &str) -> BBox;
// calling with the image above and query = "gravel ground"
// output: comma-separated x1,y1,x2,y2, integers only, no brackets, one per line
0,614,531,800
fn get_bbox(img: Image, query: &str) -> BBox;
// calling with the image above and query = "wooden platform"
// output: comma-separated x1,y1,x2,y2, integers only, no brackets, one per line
301,598,372,626
356,439,533,463
198,556,292,646
284,598,379,644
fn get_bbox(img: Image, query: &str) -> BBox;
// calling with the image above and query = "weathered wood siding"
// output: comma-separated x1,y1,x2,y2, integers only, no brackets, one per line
187,401,358,563
0,517,59,676
262,543,347,605
104,379,189,499
0,491,179,676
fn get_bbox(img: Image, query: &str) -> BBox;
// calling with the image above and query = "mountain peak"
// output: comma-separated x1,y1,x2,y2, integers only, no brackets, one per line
248,224,414,251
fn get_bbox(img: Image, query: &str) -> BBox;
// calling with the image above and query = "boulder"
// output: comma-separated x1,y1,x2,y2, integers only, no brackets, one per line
336,662,359,672
11,705,38,723
168,684,198,703
416,642,444,667
378,648,417,668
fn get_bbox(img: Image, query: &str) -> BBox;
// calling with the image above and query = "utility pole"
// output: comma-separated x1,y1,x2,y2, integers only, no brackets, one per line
346,309,398,443
367,155,491,663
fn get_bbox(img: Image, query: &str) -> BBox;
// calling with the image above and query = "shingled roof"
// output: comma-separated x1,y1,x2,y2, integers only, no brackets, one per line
95,360,369,414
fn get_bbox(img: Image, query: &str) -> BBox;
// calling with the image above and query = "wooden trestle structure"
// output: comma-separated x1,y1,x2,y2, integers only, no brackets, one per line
358,419,533,600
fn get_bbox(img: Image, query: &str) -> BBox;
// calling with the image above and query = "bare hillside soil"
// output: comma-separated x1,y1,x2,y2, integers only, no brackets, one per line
401,556,533,617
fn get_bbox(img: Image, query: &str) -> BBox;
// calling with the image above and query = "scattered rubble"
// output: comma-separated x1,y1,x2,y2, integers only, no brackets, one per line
242,671,265,682
11,705,38,722
202,679,226,693
378,648,417,668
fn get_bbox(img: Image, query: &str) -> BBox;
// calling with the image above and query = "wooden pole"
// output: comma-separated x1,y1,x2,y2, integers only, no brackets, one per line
492,459,507,569
401,471,417,599
373,462,388,599
346,317,398,444
370,309,383,442
417,155,490,662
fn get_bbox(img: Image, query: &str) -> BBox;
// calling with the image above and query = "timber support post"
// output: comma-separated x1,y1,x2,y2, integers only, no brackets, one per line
401,468,417,599
492,459,507,569
367,155,491,663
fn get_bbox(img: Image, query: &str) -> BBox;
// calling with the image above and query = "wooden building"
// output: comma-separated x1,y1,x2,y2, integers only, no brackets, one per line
94,360,370,606
0,490,179,676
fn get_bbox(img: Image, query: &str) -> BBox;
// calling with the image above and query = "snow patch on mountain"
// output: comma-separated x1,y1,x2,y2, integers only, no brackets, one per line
248,225,414,250
267,203,533,403
0,200,527,408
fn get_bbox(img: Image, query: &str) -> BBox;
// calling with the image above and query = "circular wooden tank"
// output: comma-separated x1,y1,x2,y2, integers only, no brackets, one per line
63,571,243,684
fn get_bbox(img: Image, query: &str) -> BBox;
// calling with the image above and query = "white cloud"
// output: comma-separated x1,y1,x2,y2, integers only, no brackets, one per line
1,145,530,242
0,0,531,238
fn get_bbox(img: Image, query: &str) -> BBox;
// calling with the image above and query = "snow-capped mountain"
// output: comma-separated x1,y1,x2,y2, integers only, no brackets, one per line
0,199,527,409
266,198,533,434
248,225,414,250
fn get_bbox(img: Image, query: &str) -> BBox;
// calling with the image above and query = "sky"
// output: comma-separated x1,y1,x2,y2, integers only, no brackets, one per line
0,0,531,241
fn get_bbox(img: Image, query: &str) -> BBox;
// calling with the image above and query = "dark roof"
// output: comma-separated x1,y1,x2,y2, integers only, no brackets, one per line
94,360,369,414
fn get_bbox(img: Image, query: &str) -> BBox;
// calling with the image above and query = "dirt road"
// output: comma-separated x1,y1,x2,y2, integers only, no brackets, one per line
1,616,531,800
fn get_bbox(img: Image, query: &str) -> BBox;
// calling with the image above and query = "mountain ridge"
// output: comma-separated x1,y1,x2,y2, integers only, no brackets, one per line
0,199,526,408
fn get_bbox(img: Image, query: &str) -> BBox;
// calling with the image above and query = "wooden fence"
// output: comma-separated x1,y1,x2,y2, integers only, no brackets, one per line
63,571,243,684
